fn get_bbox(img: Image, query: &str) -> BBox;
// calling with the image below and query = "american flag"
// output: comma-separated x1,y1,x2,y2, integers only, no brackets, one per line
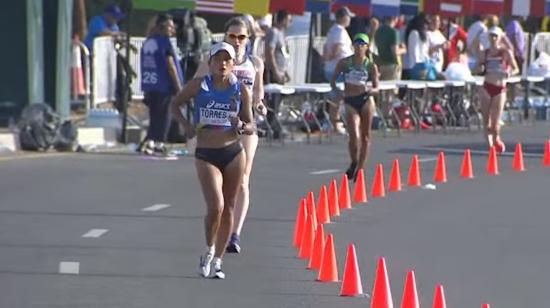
195,0,234,14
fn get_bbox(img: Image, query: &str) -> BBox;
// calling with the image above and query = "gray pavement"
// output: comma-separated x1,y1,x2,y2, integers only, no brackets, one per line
0,123,549,308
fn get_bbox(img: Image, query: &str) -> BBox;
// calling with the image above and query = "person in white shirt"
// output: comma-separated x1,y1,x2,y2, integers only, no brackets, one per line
427,15,448,73
467,15,488,70
405,14,430,77
323,6,354,134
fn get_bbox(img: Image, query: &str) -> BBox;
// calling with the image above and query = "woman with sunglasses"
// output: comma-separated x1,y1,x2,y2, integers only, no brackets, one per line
195,17,266,254
474,26,518,153
330,33,379,181
172,42,254,279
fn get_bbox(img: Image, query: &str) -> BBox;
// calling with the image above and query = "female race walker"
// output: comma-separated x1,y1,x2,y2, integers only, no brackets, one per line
474,27,518,153
330,33,379,181
195,17,266,253
171,42,254,279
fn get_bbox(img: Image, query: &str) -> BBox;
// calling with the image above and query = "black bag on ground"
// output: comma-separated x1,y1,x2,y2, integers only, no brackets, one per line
53,121,78,152
18,104,59,151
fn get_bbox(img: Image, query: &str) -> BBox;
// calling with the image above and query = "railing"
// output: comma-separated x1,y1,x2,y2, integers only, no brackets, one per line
71,40,91,111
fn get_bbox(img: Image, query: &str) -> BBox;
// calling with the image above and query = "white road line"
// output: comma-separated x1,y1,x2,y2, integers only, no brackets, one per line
59,262,80,274
426,147,543,158
418,157,438,163
141,204,171,212
309,169,341,175
81,229,109,238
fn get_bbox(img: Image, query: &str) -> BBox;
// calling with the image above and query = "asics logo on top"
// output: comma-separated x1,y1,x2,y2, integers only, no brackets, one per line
206,100,231,110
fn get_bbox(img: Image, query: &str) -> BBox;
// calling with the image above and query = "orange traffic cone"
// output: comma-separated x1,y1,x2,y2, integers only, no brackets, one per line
401,270,420,308
339,174,352,210
317,185,331,224
408,155,422,187
372,164,386,198
298,214,315,260
513,143,525,172
388,159,402,192
434,152,447,183
317,233,339,282
371,257,394,308
305,192,318,230
432,285,447,308
461,149,474,179
307,191,316,217
481,304,490,308
354,169,368,203
308,224,325,270
487,146,499,175
293,199,307,248
328,179,340,217
544,140,550,167
340,243,363,296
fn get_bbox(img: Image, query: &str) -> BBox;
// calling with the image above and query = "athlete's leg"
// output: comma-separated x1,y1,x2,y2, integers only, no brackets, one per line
232,134,259,236
345,104,360,179
357,97,375,170
195,158,224,277
195,159,224,248
479,87,493,147
489,91,507,151
215,150,246,259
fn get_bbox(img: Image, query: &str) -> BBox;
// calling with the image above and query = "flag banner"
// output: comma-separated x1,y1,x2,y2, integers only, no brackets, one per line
425,0,471,17
270,0,307,14
331,0,371,16
371,0,400,17
307,0,331,13
234,0,269,15
196,0,234,14
133,0,195,10
400,0,421,15
472,0,504,14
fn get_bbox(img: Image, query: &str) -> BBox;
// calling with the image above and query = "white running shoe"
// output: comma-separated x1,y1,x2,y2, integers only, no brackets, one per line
211,259,225,279
198,252,213,278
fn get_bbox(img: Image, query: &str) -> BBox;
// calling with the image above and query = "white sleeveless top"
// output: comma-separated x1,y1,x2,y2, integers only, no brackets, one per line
232,56,256,90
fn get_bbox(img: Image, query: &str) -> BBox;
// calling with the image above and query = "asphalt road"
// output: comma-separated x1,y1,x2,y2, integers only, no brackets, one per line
0,123,548,308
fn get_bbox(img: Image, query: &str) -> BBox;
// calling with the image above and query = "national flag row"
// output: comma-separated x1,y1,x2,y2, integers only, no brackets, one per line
133,0,550,17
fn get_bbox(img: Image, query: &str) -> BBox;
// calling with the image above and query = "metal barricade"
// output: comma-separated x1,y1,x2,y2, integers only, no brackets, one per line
71,40,91,111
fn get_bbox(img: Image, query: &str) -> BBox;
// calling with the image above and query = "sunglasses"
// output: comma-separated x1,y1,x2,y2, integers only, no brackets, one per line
353,40,368,46
227,33,248,41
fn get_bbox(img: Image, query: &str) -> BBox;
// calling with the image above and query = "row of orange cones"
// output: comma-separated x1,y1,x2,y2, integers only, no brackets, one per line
294,214,491,307
292,140,550,306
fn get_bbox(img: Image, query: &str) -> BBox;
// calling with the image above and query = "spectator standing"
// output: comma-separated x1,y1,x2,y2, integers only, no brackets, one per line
265,10,291,84
367,16,380,60
427,15,448,74
467,15,488,70
506,17,526,74
264,10,292,138
445,18,468,65
405,14,431,79
84,4,125,52
140,14,183,155
375,16,406,80
323,6,354,134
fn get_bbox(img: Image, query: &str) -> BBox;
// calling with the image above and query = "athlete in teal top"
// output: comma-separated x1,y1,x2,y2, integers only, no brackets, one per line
331,33,379,181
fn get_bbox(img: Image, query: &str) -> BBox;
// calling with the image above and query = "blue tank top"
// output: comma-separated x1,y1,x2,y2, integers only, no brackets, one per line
194,74,241,131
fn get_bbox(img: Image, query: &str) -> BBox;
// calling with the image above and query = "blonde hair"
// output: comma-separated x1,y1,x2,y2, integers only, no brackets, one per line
224,17,250,35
